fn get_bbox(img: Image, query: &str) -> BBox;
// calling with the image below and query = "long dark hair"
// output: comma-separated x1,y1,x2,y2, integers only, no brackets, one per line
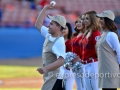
104,17,120,41
66,22,72,39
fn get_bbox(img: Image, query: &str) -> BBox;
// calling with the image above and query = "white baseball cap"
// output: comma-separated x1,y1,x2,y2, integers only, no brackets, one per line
96,10,115,21
48,14,66,28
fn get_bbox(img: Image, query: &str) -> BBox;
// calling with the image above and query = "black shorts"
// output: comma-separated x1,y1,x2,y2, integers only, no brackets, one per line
52,79,65,90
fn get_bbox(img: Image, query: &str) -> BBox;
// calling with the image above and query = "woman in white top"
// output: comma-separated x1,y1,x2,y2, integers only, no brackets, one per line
96,10,120,90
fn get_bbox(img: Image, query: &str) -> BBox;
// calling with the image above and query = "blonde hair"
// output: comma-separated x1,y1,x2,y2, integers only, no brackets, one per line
73,15,85,37
83,11,101,39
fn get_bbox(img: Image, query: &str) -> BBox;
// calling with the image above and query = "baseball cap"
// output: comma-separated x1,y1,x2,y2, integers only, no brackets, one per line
47,15,66,28
96,10,115,21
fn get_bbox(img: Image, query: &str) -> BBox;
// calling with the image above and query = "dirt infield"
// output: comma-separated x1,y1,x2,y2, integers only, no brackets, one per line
1,58,119,90
0,77,76,88
0,58,76,89
0,77,43,88
0,57,43,88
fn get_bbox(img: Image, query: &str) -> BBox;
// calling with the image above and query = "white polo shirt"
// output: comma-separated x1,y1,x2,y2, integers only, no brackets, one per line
40,26,65,79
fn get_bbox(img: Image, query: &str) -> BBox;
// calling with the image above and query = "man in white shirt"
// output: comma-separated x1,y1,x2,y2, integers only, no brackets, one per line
35,4,66,90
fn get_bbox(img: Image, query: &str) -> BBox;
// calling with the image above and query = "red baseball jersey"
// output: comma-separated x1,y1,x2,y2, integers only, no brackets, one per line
72,35,83,58
80,30,101,61
65,39,72,52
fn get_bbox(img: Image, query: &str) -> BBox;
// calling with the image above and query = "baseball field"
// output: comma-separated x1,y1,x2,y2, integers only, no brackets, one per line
0,58,119,90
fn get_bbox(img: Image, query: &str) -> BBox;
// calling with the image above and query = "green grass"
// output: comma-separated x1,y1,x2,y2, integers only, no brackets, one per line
0,65,41,79
0,65,119,90
0,88,40,90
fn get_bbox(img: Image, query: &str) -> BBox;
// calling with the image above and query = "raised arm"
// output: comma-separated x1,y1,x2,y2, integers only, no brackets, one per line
35,5,54,31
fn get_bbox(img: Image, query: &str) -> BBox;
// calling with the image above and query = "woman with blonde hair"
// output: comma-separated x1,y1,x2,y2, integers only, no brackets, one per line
73,11,101,90
71,14,86,90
